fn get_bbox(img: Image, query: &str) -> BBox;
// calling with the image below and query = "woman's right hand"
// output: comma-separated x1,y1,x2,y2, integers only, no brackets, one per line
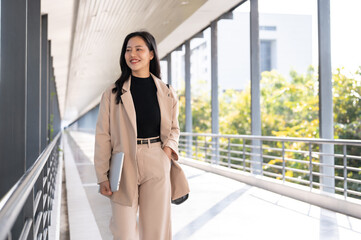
99,180,113,196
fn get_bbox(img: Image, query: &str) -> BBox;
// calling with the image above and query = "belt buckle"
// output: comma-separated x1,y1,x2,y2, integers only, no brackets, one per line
137,137,159,145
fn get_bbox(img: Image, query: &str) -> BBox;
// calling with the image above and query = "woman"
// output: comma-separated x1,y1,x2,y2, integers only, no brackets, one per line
94,31,189,240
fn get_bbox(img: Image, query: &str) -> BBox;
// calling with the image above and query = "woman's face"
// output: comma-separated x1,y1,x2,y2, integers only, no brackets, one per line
125,36,154,77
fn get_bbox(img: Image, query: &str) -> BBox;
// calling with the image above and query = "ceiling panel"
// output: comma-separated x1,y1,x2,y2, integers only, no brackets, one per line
65,0,207,123
42,0,244,125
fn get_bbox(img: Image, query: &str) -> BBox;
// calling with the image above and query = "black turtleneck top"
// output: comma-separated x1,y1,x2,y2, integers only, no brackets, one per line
130,75,161,138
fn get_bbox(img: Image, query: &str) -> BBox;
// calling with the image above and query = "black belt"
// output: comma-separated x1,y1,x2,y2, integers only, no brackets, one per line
137,137,161,145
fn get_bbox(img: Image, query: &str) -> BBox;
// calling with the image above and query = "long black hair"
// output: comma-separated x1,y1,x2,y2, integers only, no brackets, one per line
112,31,161,104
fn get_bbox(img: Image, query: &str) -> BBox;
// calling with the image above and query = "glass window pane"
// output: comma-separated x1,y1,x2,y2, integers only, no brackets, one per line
171,46,185,131
331,0,361,72
218,1,251,135
331,0,361,141
331,0,361,198
260,40,272,72
259,0,317,78
190,28,211,133
258,0,318,138
160,60,168,83
171,46,185,92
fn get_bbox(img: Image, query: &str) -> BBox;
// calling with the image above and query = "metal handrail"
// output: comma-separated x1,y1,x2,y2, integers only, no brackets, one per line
179,132,361,199
180,132,361,146
0,132,61,240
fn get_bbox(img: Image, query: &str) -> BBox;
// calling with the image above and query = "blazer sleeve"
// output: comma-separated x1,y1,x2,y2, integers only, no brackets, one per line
94,89,112,184
164,85,180,160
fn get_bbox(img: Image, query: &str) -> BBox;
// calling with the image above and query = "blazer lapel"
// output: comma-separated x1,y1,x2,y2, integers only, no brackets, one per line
121,77,137,137
120,74,172,141
152,73,173,140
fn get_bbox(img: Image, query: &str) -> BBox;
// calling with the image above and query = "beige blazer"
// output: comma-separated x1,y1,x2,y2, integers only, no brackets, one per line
94,73,189,206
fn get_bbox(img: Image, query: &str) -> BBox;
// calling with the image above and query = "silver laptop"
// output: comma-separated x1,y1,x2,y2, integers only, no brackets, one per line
109,152,124,192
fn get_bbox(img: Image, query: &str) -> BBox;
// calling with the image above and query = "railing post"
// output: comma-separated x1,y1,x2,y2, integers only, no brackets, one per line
343,145,347,198
187,135,191,158
215,136,219,165
227,137,231,168
260,140,263,175
195,136,198,160
309,143,313,190
282,142,285,183
243,139,246,172
204,137,208,163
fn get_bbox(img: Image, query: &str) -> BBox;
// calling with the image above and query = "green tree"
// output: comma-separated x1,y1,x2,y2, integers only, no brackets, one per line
219,88,251,135
261,67,319,138
333,67,361,196
334,67,361,140
178,79,211,133
178,66,361,196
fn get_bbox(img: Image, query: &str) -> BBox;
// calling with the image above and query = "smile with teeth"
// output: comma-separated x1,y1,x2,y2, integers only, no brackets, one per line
130,59,140,63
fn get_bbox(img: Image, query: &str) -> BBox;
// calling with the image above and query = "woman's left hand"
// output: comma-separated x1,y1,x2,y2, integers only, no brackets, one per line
162,146,173,160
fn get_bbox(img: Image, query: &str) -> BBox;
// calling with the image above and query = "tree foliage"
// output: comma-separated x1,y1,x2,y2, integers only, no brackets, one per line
177,66,361,197
179,66,361,139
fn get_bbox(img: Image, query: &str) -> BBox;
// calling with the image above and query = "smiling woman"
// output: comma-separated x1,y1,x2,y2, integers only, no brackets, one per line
94,31,189,240
125,36,154,78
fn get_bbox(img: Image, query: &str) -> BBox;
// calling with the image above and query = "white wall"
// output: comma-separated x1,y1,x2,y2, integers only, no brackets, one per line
259,13,312,79
168,12,313,93
218,12,312,92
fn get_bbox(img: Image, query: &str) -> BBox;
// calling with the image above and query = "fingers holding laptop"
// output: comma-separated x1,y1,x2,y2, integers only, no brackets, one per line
99,180,113,196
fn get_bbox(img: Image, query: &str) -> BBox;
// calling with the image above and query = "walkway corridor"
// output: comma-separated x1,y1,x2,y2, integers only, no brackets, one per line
63,130,361,240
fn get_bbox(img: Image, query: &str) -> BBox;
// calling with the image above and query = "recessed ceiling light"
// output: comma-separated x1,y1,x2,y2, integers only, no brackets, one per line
181,1,189,5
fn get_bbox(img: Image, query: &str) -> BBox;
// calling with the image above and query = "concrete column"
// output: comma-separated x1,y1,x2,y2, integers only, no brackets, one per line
250,0,262,174
41,15,49,152
26,0,41,169
47,50,52,144
318,0,334,193
0,0,27,237
211,20,219,164
49,64,55,141
52,66,60,137
185,40,192,157
0,0,27,194
53,81,61,136
167,54,172,86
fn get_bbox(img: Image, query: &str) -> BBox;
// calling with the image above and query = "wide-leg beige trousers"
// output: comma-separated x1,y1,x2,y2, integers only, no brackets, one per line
109,139,172,240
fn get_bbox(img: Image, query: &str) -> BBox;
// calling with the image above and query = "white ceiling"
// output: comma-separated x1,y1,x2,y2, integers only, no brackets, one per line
41,0,244,125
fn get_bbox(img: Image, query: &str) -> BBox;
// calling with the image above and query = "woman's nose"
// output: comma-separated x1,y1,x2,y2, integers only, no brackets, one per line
130,49,136,56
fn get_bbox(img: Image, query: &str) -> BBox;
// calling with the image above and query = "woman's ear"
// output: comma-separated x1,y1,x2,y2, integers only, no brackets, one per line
150,50,154,60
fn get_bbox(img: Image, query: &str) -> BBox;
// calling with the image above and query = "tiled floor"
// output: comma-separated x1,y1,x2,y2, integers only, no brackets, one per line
64,130,361,240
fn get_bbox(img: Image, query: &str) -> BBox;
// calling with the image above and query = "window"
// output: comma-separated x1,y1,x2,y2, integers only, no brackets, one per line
260,40,273,72
260,26,277,31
